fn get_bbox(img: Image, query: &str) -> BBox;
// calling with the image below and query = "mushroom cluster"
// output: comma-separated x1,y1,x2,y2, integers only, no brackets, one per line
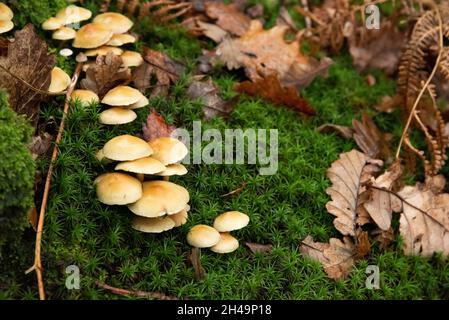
42,5,145,120
95,134,191,234
187,211,250,254
0,3,13,34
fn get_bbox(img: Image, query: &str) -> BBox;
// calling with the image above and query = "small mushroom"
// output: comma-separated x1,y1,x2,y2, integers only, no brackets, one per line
99,107,137,125
210,232,239,253
115,157,166,175
101,85,146,107
131,216,175,233
213,211,250,232
73,23,113,49
56,5,92,25
48,67,71,93
168,206,189,227
52,26,76,40
0,3,14,21
106,34,136,46
85,46,123,57
148,137,188,166
0,20,13,34
187,225,220,248
155,163,188,177
42,17,64,31
93,12,134,34
128,180,189,218
103,134,153,161
127,95,149,110
71,89,100,105
94,172,142,205
120,51,144,68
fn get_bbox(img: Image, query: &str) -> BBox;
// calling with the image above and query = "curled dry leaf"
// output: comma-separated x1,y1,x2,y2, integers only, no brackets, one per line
300,235,355,280
235,73,315,116
81,52,131,99
0,24,56,125
326,149,383,236
204,2,250,36
245,242,273,254
142,109,176,142
133,47,184,97
318,123,353,139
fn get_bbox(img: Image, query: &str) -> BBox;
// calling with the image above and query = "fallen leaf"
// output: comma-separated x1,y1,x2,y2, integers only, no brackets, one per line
29,132,53,160
188,247,205,280
133,47,184,97
235,73,315,116
197,20,228,43
352,112,391,160
354,230,371,259
204,2,250,36
276,7,297,31
300,235,355,280
81,52,131,99
374,95,399,113
326,149,383,236
397,175,449,257
214,20,331,88
142,109,176,142
0,24,56,125
246,4,264,19
318,123,353,139
372,227,395,250
187,77,237,120
245,242,273,254
27,207,37,232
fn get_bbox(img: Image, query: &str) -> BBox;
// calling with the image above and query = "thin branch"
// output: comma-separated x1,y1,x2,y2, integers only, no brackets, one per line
96,281,179,300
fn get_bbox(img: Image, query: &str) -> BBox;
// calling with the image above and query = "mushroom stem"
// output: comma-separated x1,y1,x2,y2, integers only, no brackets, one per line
163,176,169,181
136,173,144,182
189,247,205,280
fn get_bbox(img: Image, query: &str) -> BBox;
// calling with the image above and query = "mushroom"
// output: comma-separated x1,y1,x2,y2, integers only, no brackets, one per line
128,180,189,218
213,211,250,232
0,20,13,34
94,172,142,205
106,34,136,46
101,85,146,107
73,23,113,49
0,3,13,21
187,225,220,248
127,95,149,110
115,157,166,175
56,5,92,25
93,12,134,34
102,134,153,161
155,163,188,177
168,206,189,227
85,46,123,57
120,51,144,68
99,107,137,125
48,67,71,93
131,216,175,233
148,137,188,166
52,26,76,41
42,17,64,31
71,89,100,105
210,232,239,254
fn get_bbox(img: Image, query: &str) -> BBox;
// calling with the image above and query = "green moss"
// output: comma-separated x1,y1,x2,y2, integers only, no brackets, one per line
8,0,68,28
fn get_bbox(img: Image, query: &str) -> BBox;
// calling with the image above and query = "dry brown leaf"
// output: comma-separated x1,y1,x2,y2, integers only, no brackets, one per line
300,235,355,280
352,112,391,161
276,6,297,31
245,242,273,254
318,124,353,139
214,20,331,88
133,47,184,97
354,230,371,259
204,2,250,36
187,77,237,120
374,95,399,113
372,227,395,250
142,109,176,142
0,24,56,125
197,20,228,43
27,206,38,232
188,247,205,280
81,52,131,99
397,175,449,257
235,73,315,116
29,132,53,160
326,149,383,236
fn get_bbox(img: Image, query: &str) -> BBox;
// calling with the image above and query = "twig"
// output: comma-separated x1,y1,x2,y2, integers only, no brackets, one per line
96,281,179,300
395,1,443,160
221,181,248,197
25,62,83,300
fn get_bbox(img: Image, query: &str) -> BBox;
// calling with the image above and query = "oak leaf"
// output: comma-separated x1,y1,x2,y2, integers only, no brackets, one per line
204,2,250,36
142,109,176,142
0,24,56,125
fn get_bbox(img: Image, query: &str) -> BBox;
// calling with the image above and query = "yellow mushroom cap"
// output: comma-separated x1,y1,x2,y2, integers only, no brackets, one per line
128,181,189,218
0,20,13,34
155,163,188,176
42,17,64,31
56,5,92,25
101,85,145,106
169,206,189,227
85,46,123,57
121,51,144,68
148,137,188,165
93,12,133,34
107,33,136,46
187,225,220,248
103,134,153,161
94,172,142,205
211,233,239,253
73,23,113,49
127,95,149,110
0,3,13,21
71,89,99,105
52,26,76,40
48,67,71,93
115,157,166,174
131,216,175,233
213,211,250,232
99,107,137,125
